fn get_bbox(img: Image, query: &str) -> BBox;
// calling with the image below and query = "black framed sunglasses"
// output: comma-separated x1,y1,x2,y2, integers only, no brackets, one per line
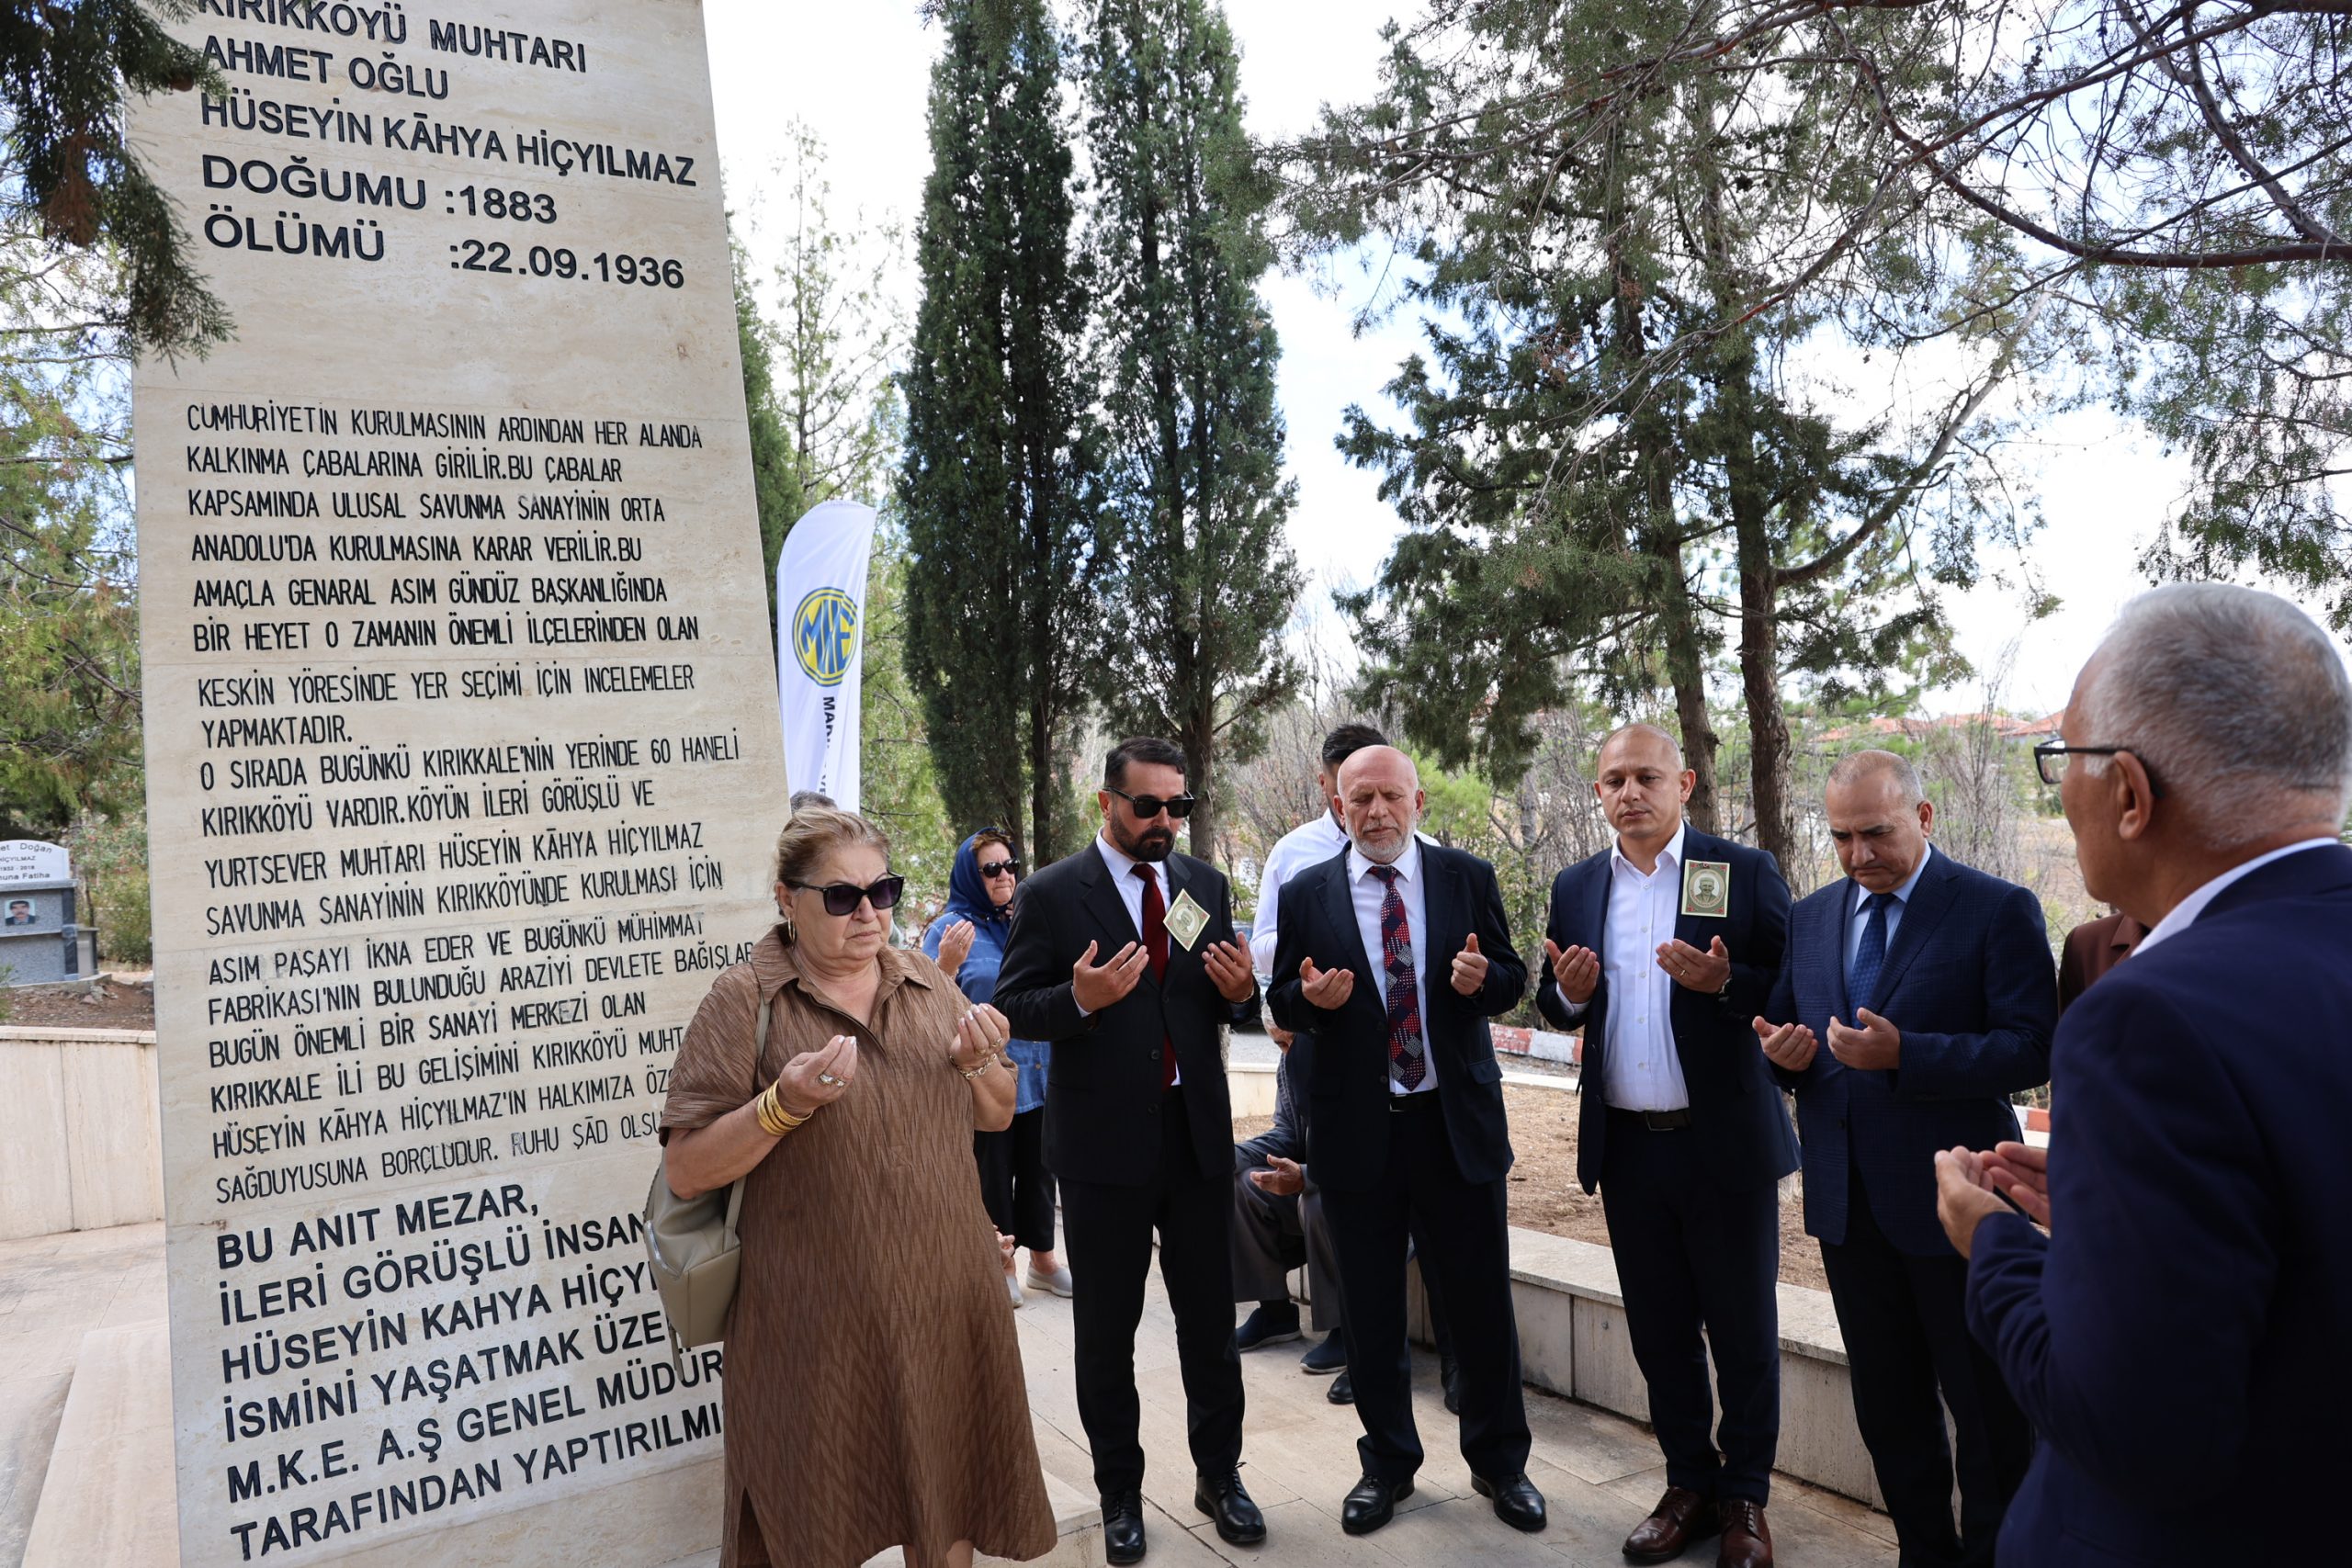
1106,786,1197,820
2032,739,2165,796
788,874,906,916
978,857,1021,878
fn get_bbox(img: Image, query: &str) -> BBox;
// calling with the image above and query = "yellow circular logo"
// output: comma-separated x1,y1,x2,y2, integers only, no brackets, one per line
793,588,860,688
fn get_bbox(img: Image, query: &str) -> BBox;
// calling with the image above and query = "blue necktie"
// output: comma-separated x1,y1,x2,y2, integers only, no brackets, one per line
1849,892,1895,1014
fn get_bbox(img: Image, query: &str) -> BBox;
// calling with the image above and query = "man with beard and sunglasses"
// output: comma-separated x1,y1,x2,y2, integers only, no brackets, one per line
994,738,1263,1563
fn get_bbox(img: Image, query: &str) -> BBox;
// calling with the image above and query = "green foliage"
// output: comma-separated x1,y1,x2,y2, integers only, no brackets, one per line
858,525,956,916
65,808,150,964
0,0,228,357
900,0,1103,866
732,222,805,642
1080,0,1303,856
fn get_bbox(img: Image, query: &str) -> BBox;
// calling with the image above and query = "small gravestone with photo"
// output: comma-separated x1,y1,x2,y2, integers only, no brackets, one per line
0,839,96,984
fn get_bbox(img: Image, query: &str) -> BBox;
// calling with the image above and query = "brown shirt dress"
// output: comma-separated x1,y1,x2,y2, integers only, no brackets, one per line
659,928,1057,1568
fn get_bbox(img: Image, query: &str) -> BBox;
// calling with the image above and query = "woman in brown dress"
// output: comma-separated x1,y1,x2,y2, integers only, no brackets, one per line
660,807,1058,1568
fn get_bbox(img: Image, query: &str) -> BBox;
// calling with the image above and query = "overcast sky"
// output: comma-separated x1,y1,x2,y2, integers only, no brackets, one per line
704,2,2338,719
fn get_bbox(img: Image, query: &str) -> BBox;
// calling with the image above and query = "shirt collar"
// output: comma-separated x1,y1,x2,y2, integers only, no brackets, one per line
1095,831,1164,886
1610,821,1687,879
1852,840,1934,910
2135,838,2340,953
1348,833,1423,886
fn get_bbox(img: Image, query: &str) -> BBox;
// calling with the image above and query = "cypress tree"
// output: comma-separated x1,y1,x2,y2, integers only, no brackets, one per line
901,0,1102,864
1080,0,1300,858
730,225,804,652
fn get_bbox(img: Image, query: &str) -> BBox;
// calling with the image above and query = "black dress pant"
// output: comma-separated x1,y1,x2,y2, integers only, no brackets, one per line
1821,1167,2032,1568
1321,1092,1529,1483
975,1103,1057,1253
1598,1110,1783,1505
1057,1088,1246,1495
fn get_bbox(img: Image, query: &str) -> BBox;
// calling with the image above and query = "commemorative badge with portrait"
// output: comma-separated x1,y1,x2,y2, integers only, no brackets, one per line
1680,860,1732,919
1164,888,1211,951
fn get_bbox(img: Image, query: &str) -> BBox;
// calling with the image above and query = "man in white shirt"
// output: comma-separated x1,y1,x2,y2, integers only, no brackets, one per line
1535,724,1797,1568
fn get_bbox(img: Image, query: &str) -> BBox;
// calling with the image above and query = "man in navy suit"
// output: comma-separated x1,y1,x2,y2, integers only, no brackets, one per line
1934,583,2352,1567
1754,750,2054,1567
1535,723,1794,1568
1269,745,1547,1538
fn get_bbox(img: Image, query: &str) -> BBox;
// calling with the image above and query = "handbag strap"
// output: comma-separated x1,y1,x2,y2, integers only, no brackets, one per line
719,987,778,1241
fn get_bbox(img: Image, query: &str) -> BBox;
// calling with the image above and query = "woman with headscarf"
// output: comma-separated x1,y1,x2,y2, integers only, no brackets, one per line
924,827,1069,1306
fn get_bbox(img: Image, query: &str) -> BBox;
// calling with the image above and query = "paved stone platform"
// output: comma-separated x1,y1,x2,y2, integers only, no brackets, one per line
3,1223,1897,1567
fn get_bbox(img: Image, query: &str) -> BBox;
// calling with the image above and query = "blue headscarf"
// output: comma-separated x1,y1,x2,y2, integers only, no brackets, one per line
943,829,1015,925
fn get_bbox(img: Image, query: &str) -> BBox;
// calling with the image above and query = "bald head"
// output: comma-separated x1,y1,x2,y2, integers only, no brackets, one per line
1826,750,1926,807
1599,722,1684,771
1335,745,1423,864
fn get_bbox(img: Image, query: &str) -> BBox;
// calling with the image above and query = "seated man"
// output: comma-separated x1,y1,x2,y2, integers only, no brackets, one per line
1233,1023,1462,1409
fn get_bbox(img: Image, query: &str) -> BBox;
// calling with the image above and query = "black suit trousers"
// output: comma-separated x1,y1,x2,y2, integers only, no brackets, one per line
1057,1088,1246,1495
1597,1112,1782,1504
1821,1166,2032,1568
1321,1093,1530,1483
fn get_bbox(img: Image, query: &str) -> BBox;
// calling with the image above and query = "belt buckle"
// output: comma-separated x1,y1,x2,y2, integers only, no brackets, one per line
1388,1093,1409,1113
1642,1111,1679,1132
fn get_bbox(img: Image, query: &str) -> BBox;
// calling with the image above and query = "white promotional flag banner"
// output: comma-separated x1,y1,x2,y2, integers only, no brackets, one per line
776,498,877,808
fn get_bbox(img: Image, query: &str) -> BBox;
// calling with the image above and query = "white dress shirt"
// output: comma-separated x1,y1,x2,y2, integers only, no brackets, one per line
1249,810,1351,976
1843,841,1935,980
1583,824,1692,1112
2133,838,2341,953
1089,832,1181,1083
1345,836,1438,1096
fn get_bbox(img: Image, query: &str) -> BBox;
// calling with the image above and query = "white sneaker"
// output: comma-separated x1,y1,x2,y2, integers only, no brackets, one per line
1004,1272,1024,1308
1024,1261,1075,1298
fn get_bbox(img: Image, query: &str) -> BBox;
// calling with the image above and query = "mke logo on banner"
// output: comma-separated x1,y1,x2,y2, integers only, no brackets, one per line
775,501,876,808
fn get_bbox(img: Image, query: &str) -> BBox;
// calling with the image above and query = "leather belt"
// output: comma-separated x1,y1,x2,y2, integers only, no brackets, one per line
1608,1106,1693,1131
1386,1089,1441,1113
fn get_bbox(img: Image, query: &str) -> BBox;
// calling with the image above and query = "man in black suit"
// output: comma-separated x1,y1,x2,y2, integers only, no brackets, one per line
1269,744,1547,1537
994,737,1263,1563
1535,723,1795,1568
1754,750,2054,1568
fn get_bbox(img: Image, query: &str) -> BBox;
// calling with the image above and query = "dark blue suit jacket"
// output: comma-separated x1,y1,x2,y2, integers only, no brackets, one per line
1534,827,1799,1193
1267,843,1525,1192
1968,843,2352,1567
1768,848,2055,1255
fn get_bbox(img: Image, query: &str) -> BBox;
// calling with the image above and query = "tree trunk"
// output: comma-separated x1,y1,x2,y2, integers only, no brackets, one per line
1715,344,1797,874
1654,534,1722,835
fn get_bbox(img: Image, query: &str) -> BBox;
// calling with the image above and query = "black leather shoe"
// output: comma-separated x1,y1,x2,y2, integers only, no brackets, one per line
1101,1489,1146,1564
1473,1471,1547,1533
1236,1302,1302,1351
1340,1472,1413,1535
1193,1468,1266,1545
1327,1370,1354,1404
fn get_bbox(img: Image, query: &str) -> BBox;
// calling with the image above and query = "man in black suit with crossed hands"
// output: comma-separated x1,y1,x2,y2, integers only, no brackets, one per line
1270,744,1547,1538
995,737,1263,1564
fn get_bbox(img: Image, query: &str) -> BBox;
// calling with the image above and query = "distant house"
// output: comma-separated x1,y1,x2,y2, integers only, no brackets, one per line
1815,712,2061,747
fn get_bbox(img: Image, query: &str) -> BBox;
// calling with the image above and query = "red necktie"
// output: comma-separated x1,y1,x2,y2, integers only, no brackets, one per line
1134,863,1175,1088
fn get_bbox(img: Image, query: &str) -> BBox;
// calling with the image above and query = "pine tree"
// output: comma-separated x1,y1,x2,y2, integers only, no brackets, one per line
731,224,805,649
1080,0,1301,858
901,0,1102,864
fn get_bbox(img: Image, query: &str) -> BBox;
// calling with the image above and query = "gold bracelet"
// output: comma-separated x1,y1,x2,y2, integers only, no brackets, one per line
958,1053,997,1082
755,1081,809,1138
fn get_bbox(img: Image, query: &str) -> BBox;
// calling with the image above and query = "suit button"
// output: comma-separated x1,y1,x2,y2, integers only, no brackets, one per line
1150,1048,1161,1061
1838,1118,1848,1129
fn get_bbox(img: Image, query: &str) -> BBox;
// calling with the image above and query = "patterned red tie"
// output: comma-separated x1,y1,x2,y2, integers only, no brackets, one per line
1369,865,1426,1089
1134,863,1175,1089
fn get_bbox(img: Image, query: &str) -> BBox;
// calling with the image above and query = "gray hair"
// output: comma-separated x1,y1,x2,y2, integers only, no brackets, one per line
1826,749,1927,807
2076,583,2352,846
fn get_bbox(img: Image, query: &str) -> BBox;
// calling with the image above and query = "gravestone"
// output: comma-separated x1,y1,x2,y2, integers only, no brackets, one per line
0,840,96,984
127,4,786,1562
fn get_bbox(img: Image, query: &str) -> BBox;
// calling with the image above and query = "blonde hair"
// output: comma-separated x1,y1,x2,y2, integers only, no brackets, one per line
772,807,892,941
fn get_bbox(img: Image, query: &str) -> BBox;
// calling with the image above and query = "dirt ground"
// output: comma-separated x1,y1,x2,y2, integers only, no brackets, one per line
1,977,157,1029
1237,1081,1829,1291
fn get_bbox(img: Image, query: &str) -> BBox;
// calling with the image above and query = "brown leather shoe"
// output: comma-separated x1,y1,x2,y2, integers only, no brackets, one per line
1715,1499,1772,1568
1623,1486,1721,1563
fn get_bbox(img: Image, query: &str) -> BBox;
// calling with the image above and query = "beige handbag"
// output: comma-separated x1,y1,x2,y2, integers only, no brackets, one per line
645,991,772,1360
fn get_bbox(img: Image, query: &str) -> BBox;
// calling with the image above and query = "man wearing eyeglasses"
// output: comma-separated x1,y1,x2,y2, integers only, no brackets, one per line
994,737,1262,1564
1751,750,2054,1568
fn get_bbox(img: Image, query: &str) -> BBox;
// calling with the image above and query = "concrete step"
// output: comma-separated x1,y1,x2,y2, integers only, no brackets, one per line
21,1320,177,1568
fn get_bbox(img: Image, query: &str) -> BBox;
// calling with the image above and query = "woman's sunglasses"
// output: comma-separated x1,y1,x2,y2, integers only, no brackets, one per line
788,874,906,916
979,858,1021,878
